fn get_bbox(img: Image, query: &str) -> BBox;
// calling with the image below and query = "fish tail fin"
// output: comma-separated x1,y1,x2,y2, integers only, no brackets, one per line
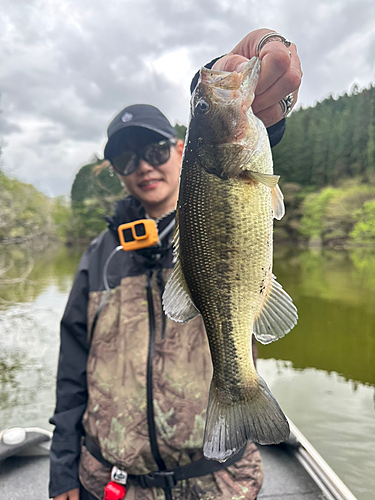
203,376,290,462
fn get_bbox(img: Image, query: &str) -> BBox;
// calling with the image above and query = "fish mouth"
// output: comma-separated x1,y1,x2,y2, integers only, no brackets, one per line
201,57,260,89
200,68,243,90
200,57,261,111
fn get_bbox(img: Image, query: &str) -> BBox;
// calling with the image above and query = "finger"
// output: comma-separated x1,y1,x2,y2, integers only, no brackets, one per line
67,488,80,500
252,64,301,115
229,28,274,60
255,89,299,128
256,42,300,95
212,54,249,72
255,102,284,129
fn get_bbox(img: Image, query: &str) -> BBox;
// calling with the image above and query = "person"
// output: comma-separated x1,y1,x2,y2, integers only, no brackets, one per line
49,28,302,500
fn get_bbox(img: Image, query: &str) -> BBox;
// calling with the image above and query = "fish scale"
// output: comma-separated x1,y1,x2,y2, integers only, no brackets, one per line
163,57,298,461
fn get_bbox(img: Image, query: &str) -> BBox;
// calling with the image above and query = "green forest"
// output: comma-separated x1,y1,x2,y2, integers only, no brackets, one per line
1,84,375,247
273,84,375,246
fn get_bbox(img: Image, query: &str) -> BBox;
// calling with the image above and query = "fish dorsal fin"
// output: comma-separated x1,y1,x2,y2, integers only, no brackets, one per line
246,171,280,188
272,184,285,220
162,239,200,323
253,275,298,344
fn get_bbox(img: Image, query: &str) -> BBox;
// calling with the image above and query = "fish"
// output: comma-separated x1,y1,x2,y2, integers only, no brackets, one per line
162,57,298,462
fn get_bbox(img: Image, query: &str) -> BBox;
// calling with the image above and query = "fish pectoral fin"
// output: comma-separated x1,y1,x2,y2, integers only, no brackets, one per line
272,184,285,220
245,171,280,188
244,172,285,218
162,258,200,323
203,376,290,461
253,275,298,344
171,208,180,259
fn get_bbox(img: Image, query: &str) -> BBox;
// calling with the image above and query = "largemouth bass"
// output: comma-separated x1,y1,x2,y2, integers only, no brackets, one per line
163,57,298,462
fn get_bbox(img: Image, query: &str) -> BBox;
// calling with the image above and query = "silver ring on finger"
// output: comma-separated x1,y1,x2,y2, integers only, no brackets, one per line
256,32,291,57
279,93,294,117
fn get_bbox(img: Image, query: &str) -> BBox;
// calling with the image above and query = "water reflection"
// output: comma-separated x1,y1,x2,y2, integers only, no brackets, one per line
258,359,375,500
0,353,22,408
0,244,374,499
0,243,82,306
0,244,82,429
259,245,375,500
259,247,375,385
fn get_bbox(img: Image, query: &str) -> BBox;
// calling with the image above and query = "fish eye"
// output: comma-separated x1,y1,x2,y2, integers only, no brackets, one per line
196,99,210,115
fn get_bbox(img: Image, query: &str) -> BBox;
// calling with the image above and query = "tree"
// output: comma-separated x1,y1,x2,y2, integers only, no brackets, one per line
272,85,375,188
367,87,375,182
174,123,187,141
67,157,123,243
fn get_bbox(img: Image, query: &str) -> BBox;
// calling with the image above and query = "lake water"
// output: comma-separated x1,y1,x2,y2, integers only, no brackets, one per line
0,243,374,500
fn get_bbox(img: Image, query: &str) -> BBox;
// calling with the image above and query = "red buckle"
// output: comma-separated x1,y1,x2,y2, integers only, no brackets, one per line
103,481,126,500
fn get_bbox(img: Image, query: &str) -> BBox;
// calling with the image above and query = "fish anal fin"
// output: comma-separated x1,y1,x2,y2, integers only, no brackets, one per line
162,258,199,323
272,184,285,220
203,375,290,462
254,275,298,344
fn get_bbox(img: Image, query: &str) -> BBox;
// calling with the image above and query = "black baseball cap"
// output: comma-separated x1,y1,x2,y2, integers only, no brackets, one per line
104,104,177,160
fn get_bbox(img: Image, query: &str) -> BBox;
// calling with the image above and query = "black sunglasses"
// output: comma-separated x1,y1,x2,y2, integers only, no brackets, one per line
110,139,177,176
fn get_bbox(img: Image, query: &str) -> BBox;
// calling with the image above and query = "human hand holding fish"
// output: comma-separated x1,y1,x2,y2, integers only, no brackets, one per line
212,28,303,127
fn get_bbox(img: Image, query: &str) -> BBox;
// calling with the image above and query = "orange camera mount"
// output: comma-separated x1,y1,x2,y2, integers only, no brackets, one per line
117,219,159,252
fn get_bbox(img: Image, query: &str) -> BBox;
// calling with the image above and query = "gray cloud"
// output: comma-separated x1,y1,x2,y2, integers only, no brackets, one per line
1,0,375,195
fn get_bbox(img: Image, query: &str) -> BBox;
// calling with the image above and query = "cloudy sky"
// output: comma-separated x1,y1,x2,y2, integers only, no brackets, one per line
1,0,375,197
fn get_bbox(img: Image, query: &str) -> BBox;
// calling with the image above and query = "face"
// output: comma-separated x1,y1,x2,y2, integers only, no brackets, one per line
120,139,184,218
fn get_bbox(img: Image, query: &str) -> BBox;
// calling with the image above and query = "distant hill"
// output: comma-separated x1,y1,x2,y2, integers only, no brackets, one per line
273,85,375,188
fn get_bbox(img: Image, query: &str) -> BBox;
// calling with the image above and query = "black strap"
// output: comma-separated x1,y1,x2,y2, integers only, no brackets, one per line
146,269,173,500
84,434,246,491
146,270,167,473
84,435,113,469
131,445,246,490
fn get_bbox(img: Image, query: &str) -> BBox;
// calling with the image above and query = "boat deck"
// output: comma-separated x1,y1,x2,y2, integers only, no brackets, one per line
258,443,325,499
0,454,50,499
0,442,327,500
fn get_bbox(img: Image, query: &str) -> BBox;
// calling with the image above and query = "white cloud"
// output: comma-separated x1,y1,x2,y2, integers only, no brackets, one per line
1,0,375,195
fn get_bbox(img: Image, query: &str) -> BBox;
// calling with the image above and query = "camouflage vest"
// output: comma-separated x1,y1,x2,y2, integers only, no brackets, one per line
79,267,263,500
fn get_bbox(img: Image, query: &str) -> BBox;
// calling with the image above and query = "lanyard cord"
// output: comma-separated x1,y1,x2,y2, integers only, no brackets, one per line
158,218,175,243
88,245,122,341
103,245,123,291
